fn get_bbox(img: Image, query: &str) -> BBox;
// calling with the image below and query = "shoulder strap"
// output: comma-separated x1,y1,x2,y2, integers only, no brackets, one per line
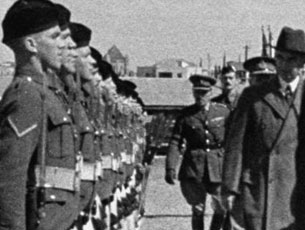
37,72,48,209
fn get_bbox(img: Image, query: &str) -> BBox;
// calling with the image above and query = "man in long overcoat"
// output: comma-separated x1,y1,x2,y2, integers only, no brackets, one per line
222,27,305,230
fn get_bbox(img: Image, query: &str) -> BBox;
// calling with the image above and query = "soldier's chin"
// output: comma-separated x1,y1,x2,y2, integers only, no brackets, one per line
63,64,76,75
50,61,62,72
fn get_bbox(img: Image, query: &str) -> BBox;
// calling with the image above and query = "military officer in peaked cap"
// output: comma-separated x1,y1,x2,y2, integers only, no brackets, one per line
165,73,230,230
244,56,277,85
0,1,81,230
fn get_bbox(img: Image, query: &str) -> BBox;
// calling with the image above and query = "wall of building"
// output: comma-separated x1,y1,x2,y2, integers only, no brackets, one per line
137,66,156,77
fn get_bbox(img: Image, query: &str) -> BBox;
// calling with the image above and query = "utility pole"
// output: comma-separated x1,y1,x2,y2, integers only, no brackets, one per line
199,57,203,67
222,51,226,68
207,53,211,73
268,25,273,57
244,44,250,61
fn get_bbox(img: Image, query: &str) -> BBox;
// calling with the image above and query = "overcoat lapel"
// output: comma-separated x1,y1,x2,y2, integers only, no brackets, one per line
262,78,288,120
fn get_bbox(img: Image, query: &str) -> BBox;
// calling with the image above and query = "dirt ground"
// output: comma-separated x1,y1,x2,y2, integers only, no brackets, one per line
139,156,214,230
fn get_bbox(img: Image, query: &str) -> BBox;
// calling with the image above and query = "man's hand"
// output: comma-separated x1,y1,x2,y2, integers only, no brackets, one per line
165,169,176,185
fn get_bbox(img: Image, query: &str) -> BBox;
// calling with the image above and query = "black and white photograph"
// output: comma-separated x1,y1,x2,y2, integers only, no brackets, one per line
0,1,305,230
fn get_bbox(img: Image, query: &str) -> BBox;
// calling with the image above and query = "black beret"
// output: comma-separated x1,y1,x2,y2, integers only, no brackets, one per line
54,3,71,30
90,46,103,67
99,60,118,81
189,74,216,91
116,79,137,95
2,0,59,44
122,80,137,92
244,56,276,75
69,22,92,48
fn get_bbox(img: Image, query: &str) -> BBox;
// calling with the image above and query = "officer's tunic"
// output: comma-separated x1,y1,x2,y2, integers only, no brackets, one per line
0,67,79,230
166,102,229,203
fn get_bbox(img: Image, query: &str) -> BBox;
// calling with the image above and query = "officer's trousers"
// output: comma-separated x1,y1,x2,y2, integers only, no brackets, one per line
180,179,225,230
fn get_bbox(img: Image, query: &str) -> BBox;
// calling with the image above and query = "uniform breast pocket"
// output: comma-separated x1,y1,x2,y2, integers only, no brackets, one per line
47,109,74,158
78,118,94,135
185,123,205,143
209,117,225,142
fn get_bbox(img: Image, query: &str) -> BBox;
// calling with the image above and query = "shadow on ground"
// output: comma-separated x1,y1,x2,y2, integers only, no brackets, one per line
144,214,192,219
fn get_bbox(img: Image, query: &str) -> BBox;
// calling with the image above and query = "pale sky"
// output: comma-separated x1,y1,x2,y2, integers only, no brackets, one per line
1,0,305,70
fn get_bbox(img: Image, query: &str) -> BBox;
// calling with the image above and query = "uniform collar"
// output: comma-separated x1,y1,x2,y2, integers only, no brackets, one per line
15,65,64,92
195,101,210,112
15,65,45,84
46,70,66,91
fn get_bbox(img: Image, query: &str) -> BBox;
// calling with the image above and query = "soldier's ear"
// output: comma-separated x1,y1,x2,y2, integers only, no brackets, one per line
23,36,38,54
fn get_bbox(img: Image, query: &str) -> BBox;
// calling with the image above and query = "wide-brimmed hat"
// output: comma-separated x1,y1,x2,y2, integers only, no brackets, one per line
244,56,276,75
189,73,216,91
275,26,305,55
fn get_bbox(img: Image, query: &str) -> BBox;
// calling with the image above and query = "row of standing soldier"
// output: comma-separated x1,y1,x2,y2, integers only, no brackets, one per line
0,1,150,230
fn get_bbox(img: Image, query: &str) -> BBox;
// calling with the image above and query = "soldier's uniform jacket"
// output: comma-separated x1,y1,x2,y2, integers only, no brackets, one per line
80,81,102,166
0,67,79,230
97,83,118,201
166,102,229,183
68,81,98,212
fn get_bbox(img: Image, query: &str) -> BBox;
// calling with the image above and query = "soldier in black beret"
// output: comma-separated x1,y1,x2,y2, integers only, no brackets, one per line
165,73,230,230
68,22,107,228
0,1,82,230
55,3,78,78
243,56,276,85
90,46,104,86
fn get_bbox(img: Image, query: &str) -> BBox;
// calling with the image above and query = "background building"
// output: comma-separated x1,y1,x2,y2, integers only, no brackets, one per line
125,77,221,153
137,58,207,79
104,45,129,76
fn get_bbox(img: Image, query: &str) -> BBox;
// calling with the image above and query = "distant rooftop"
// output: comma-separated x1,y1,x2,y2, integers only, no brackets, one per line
155,58,196,68
124,77,221,108
106,45,125,62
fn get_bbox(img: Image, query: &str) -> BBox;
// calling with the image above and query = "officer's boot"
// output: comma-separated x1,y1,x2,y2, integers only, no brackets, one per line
209,194,225,230
209,213,225,230
191,204,204,230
